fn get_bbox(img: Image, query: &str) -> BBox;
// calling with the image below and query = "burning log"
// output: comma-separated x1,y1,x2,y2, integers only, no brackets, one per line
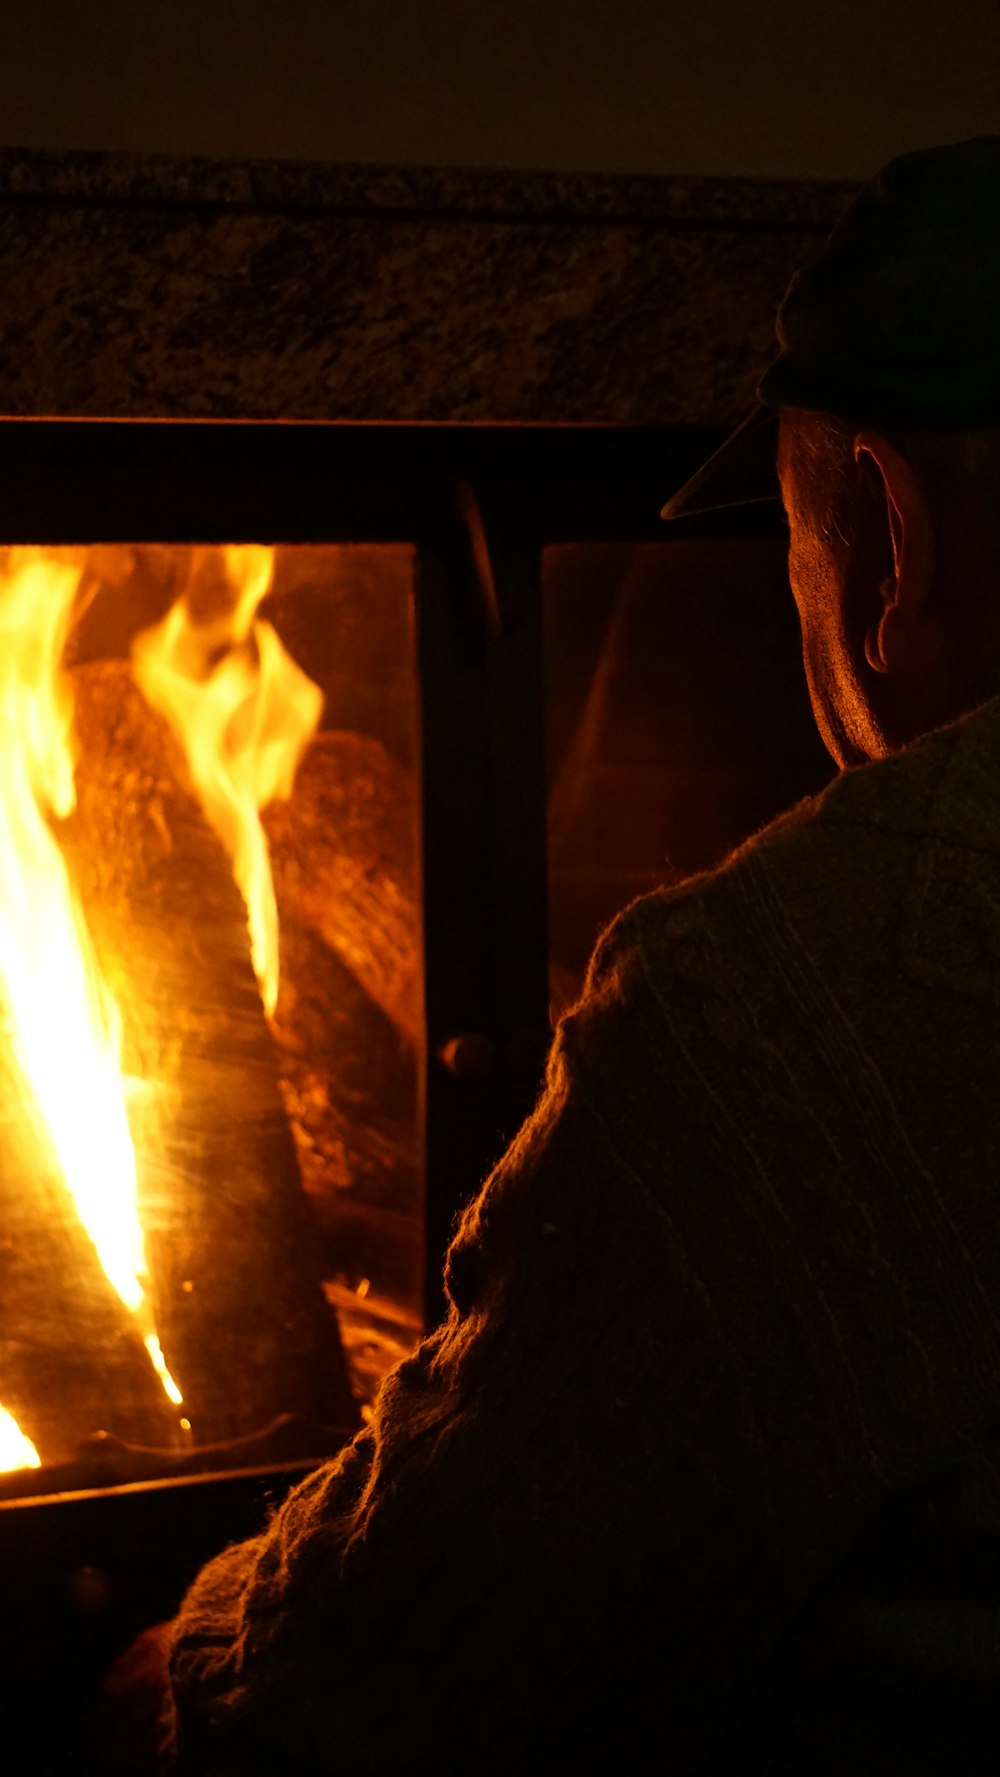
263,732,423,1309
60,660,358,1445
270,917,419,1209
264,729,422,1047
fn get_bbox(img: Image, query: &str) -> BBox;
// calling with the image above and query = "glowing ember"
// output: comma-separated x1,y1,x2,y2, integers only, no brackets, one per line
0,549,181,1409
133,546,323,1017
0,1401,40,1472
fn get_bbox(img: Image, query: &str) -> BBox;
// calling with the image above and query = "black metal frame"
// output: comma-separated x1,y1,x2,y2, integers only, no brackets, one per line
0,418,716,544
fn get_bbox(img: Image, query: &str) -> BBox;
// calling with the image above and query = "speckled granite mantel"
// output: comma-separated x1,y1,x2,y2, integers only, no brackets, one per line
0,148,855,427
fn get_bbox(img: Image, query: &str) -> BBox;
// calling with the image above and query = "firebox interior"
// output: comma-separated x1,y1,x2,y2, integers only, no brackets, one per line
0,541,424,1497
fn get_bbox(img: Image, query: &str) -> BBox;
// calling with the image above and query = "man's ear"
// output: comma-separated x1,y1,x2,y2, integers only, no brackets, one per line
854,432,936,674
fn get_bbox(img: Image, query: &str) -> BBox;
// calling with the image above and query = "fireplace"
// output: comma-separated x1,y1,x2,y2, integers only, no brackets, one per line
0,148,844,1759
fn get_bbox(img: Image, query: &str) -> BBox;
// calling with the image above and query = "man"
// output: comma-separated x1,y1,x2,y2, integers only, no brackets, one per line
160,137,1000,1773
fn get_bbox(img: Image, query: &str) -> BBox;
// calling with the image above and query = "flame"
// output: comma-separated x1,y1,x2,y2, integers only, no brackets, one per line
132,546,323,1016
0,1401,40,1472
0,549,181,1409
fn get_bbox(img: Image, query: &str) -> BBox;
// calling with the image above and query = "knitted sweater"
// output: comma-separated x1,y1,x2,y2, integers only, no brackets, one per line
167,694,1000,1775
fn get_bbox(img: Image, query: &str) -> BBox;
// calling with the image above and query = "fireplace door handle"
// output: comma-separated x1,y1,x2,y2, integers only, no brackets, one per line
437,1030,551,1083
437,1032,497,1080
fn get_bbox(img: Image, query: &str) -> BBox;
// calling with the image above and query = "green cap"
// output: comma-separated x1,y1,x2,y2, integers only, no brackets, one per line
662,134,1000,522
761,134,1000,428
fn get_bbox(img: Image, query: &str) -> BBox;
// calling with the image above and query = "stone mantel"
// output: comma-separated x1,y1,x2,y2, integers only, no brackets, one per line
0,147,854,427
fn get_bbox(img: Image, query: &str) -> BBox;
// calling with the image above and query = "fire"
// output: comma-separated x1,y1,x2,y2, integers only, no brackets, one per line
0,549,181,1410
132,546,323,1016
0,1401,40,1473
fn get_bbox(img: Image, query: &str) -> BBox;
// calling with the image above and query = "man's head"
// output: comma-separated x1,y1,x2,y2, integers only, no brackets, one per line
778,411,1000,767
663,135,1000,768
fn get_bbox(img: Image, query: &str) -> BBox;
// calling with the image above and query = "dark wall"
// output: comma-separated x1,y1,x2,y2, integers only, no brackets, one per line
0,0,997,179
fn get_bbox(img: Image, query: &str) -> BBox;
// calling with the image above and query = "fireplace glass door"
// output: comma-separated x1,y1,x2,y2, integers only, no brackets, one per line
544,537,835,1015
0,540,424,1499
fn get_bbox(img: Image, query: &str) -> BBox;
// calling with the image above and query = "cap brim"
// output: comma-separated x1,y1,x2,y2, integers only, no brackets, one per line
660,405,782,523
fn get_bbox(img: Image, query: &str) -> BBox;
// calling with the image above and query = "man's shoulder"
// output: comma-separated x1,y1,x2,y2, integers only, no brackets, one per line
745,693,987,871
558,698,1000,1229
